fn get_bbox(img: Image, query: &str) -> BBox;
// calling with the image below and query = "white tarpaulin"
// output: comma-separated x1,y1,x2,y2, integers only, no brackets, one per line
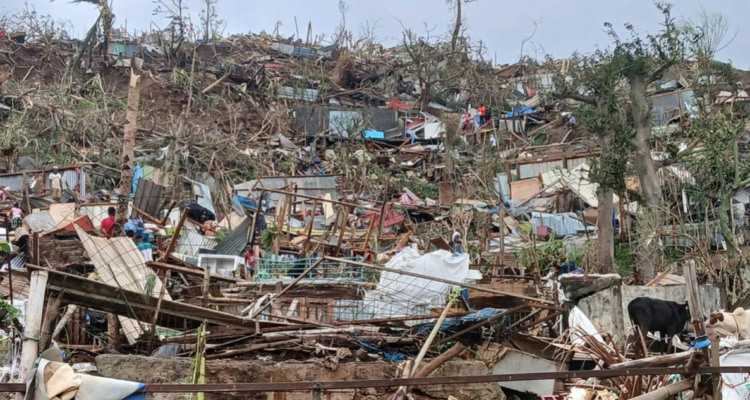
720,349,750,400
569,306,605,346
364,247,469,321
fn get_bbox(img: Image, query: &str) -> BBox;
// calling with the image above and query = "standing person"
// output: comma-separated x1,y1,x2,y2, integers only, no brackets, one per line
49,167,63,198
244,245,255,279
478,104,487,126
451,230,463,255
100,206,116,239
10,202,23,231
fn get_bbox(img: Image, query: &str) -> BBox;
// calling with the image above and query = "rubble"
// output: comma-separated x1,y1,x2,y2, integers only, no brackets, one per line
2,2,750,400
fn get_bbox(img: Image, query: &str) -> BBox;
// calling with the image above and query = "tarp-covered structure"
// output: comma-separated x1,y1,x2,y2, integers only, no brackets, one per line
363,247,470,322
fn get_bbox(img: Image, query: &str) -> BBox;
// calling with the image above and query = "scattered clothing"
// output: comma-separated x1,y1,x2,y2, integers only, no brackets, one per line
137,241,156,262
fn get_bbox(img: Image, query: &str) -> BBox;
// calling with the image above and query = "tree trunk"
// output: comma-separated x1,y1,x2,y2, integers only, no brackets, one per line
597,186,616,274
629,74,661,209
115,71,140,235
719,192,737,258
451,0,462,52
629,73,660,282
421,81,431,111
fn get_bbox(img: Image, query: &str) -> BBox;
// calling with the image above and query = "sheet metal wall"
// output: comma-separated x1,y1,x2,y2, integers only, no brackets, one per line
235,176,340,203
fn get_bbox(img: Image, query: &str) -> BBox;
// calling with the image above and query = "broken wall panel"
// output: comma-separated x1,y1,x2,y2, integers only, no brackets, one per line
75,226,170,344
234,176,340,203
132,178,164,218
293,106,401,137
510,179,542,200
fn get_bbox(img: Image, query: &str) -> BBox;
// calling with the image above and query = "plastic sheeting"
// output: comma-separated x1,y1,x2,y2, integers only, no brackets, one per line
569,306,605,346
25,344,145,400
417,308,510,336
531,212,593,236
363,247,469,321
720,349,750,400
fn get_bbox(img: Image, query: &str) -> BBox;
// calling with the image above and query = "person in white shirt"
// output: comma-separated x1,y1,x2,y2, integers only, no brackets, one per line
451,231,463,255
49,166,63,198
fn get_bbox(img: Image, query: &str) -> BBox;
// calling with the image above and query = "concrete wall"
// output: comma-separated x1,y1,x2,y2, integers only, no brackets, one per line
578,284,724,335
96,355,505,400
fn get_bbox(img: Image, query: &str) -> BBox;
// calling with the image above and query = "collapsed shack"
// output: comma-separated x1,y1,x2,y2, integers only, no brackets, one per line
2,14,750,400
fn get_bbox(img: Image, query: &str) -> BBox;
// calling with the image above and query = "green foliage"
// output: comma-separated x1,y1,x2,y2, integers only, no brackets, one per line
260,225,278,252
142,274,157,301
213,229,232,243
517,239,583,275
0,299,20,326
614,244,635,277
393,173,439,199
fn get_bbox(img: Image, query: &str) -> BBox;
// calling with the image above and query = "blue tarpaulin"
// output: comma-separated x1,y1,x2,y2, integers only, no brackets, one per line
355,339,409,362
505,106,534,118
417,308,510,336
364,130,385,139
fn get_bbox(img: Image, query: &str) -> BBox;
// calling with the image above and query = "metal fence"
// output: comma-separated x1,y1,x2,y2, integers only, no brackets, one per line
254,257,364,282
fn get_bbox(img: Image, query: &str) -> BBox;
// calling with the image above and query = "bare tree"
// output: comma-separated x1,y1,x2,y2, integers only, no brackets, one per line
445,0,478,53
200,0,223,43
152,0,189,55
61,0,114,57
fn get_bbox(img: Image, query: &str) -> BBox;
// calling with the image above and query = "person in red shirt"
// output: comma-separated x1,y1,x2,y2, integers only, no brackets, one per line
100,207,116,238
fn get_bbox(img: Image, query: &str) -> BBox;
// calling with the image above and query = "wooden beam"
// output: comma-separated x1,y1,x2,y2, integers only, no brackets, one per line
609,351,694,370
160,209,189,262
27,264,291,332
148,262,243,283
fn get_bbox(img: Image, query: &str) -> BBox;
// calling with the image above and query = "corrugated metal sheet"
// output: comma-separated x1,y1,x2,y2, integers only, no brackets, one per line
132,179,164,218
176,231,217,258
24,212,58,233
567,157,588,171
10,253,26,270
0,271,30,300
519,161,564,180
234,176,340,203
45,169,83,192
214,217,251,256
59,190,76,203
278,86,319,102
187,178,215,214
0,175,24,191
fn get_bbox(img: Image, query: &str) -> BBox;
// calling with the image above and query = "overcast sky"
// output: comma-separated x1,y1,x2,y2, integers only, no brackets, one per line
2,0,748,68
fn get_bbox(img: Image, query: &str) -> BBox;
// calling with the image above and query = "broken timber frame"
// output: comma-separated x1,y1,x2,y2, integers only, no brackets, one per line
0,367,747,394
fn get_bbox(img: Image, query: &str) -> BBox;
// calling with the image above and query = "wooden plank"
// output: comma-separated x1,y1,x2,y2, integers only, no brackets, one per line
147,262,243,283
27,264,291,332
510,178,542,201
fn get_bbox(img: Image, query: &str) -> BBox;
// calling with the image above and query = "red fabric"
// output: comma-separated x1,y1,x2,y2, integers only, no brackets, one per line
101,216,115,238
387,98,411,111
478,106,486,117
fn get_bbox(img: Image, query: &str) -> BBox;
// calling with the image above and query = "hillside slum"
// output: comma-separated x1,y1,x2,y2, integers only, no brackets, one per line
0,14,750,400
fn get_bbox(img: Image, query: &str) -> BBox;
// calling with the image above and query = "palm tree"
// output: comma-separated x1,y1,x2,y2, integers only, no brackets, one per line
60,0,115,57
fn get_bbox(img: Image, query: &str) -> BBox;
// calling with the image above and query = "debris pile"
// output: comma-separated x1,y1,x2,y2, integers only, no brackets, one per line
1,4,750,400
